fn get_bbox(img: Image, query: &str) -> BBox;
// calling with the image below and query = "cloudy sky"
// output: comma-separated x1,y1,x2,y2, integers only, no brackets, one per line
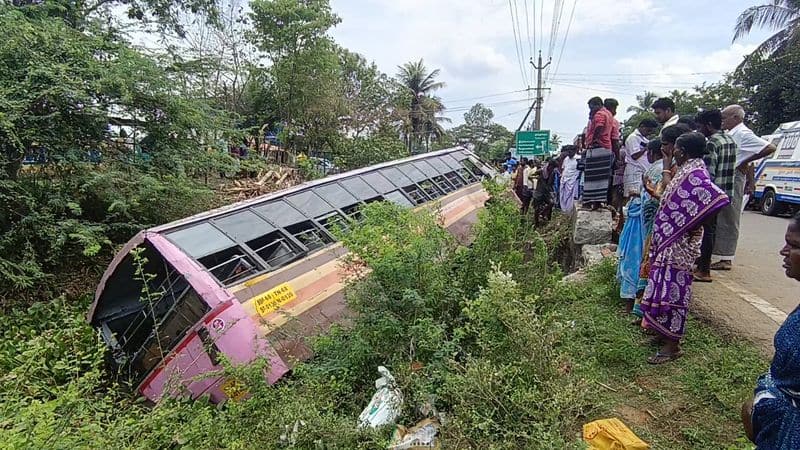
329,0,773,140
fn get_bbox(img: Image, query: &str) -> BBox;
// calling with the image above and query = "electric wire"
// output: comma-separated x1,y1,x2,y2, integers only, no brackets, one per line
543,0,577,109
522,0,533,85
442,88,532,105
513,0,530,86
508,0,530,88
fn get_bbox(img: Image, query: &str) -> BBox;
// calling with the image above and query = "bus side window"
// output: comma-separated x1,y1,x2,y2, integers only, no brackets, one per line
432,174,456,193
445,171,466,188
198,249,260,285
316,211,349,234
461,158,485,179
402,184,428,205
419,180,443,199
284,221,332,252
245,231,300,269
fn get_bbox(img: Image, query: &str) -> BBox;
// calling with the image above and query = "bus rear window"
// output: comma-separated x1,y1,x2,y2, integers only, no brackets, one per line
127,289,210,382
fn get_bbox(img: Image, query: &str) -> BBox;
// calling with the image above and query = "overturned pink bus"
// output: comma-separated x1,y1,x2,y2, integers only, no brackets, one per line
88,148,494,403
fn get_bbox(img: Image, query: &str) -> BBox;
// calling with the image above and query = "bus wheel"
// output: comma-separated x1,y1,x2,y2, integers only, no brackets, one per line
761,190,781,216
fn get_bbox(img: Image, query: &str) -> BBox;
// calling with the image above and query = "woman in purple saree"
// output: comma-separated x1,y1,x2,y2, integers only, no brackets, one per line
640,132,730,364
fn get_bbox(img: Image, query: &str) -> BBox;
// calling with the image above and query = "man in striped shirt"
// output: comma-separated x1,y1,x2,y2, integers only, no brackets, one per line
694,109,737,282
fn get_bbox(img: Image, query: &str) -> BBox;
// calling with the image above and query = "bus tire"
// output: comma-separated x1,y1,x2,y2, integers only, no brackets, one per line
761,189,781,216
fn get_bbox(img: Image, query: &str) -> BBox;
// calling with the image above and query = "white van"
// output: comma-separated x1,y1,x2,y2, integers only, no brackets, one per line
754,120,800,215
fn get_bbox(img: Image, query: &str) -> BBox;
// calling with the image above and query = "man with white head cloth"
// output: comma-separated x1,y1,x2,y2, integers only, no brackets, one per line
711,105,777,271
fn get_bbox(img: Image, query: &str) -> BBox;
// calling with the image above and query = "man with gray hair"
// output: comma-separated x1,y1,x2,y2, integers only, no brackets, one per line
711,105,777,271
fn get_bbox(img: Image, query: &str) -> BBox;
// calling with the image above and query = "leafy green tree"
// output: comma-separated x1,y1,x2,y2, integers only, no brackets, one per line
249,0,343,153
0,4,236,298
338,49,396,138
332,130,409,171
450,104,512,161
13,0,221,37
549,134,562,151
734,45,800,134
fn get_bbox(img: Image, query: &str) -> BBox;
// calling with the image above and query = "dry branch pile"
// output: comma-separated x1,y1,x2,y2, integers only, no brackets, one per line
222,166,304,201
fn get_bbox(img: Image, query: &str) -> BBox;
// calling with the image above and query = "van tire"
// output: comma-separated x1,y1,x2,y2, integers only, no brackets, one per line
761,190,781,216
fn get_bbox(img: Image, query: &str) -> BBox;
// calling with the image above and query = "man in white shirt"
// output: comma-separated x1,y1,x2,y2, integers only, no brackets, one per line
622,118,659,197
559,145,580,212
711,105,777,271
520,159,536,215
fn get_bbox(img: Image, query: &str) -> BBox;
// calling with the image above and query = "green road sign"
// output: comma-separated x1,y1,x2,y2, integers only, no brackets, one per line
516,130,550,157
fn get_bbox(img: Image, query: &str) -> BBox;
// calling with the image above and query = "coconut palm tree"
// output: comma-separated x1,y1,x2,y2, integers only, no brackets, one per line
733,0,800,57
419,95,450,151
396,59,446,152
626,91,659,114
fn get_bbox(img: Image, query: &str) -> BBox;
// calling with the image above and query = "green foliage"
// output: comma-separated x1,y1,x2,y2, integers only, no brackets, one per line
622,80,749,137
0,194,766,448
451,104,514,162
332,132,410,171
0,166,216,303
735,46,800,134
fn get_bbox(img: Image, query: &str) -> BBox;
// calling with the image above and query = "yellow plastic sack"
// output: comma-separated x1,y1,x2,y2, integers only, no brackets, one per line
583,418,649,450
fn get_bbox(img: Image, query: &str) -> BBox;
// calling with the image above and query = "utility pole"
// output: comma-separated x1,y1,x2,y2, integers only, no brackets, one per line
530,50,551,130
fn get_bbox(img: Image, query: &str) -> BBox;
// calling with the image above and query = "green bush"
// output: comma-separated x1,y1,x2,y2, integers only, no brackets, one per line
13,192,764,449
0,167,217,305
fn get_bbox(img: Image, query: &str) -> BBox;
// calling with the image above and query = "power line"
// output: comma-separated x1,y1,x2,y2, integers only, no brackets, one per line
532,0,537,55
549,81,646,96
522,0,533,85
549,0,577,85
539,0,544,56
513,0,530,86
551,77,701,87
508,0,529,88
442,88,531,105
498,105,535,118
445,97,536,113
543,0,577,111
553,71,724,77
547,0,565,63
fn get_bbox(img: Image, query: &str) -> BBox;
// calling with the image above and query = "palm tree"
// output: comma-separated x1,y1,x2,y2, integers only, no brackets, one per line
396,59,446,153
733,1,800,58
419,95,450,151
626,91,659,114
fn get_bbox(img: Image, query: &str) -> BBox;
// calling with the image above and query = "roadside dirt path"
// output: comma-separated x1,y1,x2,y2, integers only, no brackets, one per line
691,211,795,357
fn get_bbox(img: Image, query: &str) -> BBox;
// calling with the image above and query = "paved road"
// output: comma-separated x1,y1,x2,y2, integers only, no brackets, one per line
692,211,795,356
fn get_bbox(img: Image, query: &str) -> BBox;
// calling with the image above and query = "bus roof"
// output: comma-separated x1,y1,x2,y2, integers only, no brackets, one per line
149,147,474,235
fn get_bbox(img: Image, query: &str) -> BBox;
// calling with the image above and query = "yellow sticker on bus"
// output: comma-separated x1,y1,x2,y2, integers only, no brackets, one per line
254,283,297,317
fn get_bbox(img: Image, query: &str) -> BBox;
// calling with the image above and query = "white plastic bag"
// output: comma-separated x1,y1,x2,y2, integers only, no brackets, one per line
357,366,403,429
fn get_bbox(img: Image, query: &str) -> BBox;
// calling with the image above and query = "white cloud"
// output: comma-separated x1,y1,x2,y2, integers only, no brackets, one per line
330,0,761,133
439,44,510,79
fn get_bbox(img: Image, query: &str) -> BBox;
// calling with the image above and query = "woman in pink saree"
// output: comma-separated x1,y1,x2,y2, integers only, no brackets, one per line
641,132,730,364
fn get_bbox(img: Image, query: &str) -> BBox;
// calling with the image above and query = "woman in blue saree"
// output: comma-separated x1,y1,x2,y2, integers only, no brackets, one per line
618,139,665,315
742,213,800,449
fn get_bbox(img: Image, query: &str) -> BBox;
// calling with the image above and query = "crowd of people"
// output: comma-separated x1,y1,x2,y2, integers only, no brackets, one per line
582,98,778,364
499,94,799,446
564,95,799,448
